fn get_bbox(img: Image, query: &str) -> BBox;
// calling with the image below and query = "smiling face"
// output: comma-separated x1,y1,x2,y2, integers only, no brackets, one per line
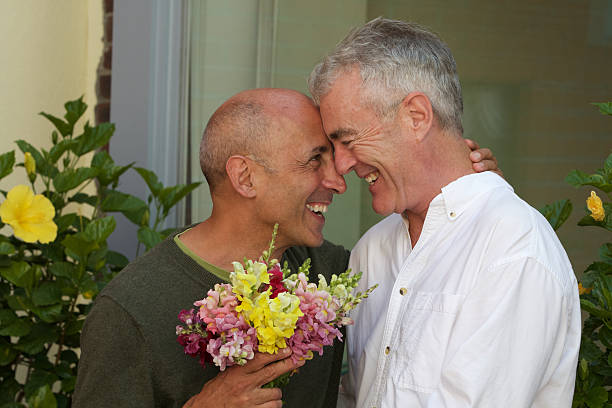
255,98,346,248
319,69,427,216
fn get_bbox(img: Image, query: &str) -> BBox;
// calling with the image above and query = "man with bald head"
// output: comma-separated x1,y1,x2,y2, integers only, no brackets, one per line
74,87,497,407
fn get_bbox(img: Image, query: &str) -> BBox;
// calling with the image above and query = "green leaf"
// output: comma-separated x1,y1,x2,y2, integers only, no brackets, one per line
32,303,63,323
0,337,17,366
539,199,572,231
71,122,114,156
584,386,608,408
54,213,78,233
92,151,133,187
61,233,97,263
158,183,202,214
61,376,76,393
137,227,163,251
84,216,116,243
49,262,77,279
593,102,612,116
0,261,35,290
101,190,147,213
0,242,15,255
78,275,99,299
63,96,87,126
52,167,98,193
60,349,78,364
106,250,129,268
27,384,57,408
32,282,62,306
0,151,15,180
39,112,71,137
578,211,612,232
0,377,20,404
601,243,612,263
68,193,97,206
581,298,612,319
101,190,149,225
134,167,163,196
0,318,32,337
48,139,75,164
566,170,612,193
14,324,58,355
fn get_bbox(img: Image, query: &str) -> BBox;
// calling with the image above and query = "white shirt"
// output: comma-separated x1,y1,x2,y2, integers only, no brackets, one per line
342,172,581,408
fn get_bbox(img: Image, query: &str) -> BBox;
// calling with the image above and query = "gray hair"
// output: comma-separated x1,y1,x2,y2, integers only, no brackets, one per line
308,17,463,133
200,100,272,191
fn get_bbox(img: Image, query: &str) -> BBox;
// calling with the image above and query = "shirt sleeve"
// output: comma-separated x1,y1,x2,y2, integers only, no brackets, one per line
73,296,156,408
427,257,579,407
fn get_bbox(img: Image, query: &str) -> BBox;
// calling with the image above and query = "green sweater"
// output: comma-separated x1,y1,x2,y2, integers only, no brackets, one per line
73,232,350,408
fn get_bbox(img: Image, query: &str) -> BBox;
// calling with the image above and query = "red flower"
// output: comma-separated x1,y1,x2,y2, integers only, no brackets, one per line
268,264,288,299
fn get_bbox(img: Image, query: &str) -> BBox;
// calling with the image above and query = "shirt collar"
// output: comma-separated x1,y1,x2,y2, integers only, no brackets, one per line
439,172,513,221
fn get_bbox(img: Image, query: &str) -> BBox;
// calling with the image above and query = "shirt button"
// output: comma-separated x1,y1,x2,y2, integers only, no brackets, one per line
385,346,390,355
399,287,407,295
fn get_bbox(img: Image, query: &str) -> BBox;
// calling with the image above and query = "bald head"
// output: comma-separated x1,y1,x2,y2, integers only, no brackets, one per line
200,89,319,191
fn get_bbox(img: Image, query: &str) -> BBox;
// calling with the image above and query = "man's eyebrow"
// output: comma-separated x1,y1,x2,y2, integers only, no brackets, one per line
309,145,329,155
328,128,358,140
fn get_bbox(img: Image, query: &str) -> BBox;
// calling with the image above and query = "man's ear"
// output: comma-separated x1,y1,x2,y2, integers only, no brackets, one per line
226,155,257,198
397,92,434,141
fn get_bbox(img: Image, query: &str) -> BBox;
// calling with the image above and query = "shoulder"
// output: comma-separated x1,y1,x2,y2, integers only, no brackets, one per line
473,187,575,290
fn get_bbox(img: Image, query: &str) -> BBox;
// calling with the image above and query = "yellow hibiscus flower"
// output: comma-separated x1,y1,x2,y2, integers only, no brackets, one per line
586,191,605,222
0,185,57,243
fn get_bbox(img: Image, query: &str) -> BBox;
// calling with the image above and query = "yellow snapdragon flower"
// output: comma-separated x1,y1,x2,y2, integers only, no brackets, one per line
0,185,57,243
241,291,302,354
587,191,605,222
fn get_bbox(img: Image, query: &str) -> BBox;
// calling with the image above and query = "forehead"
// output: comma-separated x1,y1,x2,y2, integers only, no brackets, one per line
318,70,376,136
271,107,331,161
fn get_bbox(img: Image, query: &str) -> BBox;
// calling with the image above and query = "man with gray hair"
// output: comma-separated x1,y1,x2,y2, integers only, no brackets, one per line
309,18,581,407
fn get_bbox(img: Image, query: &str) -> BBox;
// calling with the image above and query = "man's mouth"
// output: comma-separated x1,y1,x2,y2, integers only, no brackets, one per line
306,203,329,216
364,171,379,186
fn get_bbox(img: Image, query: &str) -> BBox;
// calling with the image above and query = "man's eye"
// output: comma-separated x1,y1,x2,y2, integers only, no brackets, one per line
309,154,322,163
341,139,353,146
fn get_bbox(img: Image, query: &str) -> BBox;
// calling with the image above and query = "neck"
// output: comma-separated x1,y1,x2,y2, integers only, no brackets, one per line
179,201,285,271
404,131,475,247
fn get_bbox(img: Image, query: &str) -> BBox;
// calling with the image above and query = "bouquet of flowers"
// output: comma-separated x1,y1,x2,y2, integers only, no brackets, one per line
176,224,376,387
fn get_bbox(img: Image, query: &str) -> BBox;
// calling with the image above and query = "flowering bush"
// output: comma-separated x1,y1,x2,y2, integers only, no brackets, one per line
0,97,200,407
176,225,377,388
540,102,611,408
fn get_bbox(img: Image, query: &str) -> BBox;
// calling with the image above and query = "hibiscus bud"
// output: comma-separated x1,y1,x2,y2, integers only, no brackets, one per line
24,152,36,182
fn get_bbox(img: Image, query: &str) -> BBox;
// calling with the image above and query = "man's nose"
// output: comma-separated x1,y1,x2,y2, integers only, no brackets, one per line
333,145,357,176
322,162,347,194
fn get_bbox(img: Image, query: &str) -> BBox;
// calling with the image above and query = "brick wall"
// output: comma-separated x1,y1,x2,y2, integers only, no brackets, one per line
95,0,113,125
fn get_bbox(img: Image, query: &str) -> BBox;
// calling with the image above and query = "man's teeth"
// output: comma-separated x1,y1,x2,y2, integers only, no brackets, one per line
306,204,328,214
365,172,379,185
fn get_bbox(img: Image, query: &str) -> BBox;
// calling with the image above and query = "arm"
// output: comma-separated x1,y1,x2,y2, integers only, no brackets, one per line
427,258,579,407
73,296,156,407
464,139,502,177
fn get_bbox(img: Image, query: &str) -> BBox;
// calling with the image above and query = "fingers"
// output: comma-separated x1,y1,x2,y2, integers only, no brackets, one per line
472,159,497,172
255,356,305,387
464,138,480,151
256,402,283,408
252,388,283,405
246,349,292,373
469,147,494,163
